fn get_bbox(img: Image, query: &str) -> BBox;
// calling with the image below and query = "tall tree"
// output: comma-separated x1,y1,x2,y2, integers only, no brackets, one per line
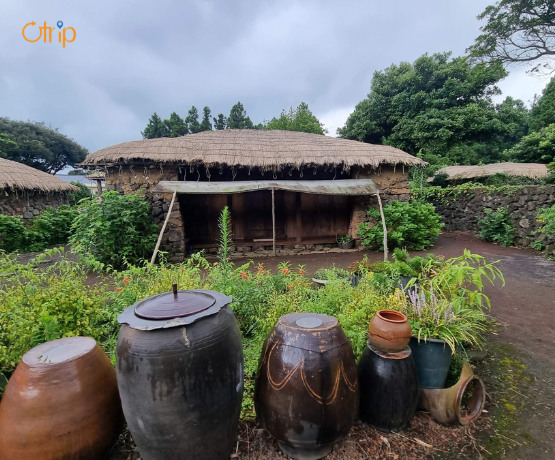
338,53,528,165
507,123,555,163
469,0,555,74
263,102,327,134
529,76,555,131
227,102,255,129
164,112,188,137
142,112,168,139
199,106,213,132
0,118,87,174
213,113,227,130
186,106,201,134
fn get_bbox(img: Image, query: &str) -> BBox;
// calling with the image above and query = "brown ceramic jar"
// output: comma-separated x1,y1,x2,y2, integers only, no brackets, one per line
0,337,124,460
368,309,412,353
255,313,359,459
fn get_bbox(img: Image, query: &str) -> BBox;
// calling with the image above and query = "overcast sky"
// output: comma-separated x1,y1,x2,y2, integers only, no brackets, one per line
1,0,551,155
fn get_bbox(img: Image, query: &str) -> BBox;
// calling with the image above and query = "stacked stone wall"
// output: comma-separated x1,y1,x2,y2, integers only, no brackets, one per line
427,185,555,254
0,190,69,219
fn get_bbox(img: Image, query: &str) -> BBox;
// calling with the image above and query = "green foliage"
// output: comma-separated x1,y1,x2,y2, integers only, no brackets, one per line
164,112,188,137
506,123,555,164
468,0,555,74
478,207,516,247
537,204,555,235
338,52,527,165
337,234,353,243
357,200,443,251
414,183,523,202
529,76,555,131
0,206,77,252
186,106,201,134
199,107,213,132
217,206,234,268
213,113,227,130
263,102,327,135
67,181,92,205
227,102,255,129
70,192,158,267
313,266,350,281
0,118,87,174
142,112,168,139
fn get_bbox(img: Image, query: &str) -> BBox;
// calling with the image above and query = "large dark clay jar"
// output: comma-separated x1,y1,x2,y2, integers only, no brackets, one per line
0,337,124,460
116,288,244,460
255,313,359,460
358,343,419,432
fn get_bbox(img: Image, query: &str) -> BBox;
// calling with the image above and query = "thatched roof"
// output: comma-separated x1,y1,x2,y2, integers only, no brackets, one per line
81,130,425,170
431,163,549,181
0,158,78,192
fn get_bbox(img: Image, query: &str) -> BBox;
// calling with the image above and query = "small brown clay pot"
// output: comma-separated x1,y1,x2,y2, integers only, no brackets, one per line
368,310,412,353
0,337,124,460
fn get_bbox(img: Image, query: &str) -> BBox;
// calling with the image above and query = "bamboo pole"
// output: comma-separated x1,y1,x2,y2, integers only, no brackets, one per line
271,188,276,257
150,191,177,265
376,192,388,261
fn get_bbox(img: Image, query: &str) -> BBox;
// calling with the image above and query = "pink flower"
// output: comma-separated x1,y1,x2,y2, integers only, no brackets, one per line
97,197,102,203
78,209,82,214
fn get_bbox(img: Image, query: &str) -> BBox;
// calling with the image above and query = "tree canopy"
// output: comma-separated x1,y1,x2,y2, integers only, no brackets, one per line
186,106,201,134
529,76,555,131
468,0,555,74
263,102,327,134
0,118,88,174
213,113,227,130
338,52,529,165
200,107,213,132
507,122,555,163
227,102,255,129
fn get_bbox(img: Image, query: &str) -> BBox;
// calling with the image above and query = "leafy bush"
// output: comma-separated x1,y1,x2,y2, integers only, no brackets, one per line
0,206,77,252
67,181,92,205
537,204,555,236
70,192,158,267
478,207,515,247
313,266,350,281
357,200,443,251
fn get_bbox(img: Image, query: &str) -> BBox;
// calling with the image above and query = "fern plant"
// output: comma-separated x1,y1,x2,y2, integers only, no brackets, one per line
478,207,515,247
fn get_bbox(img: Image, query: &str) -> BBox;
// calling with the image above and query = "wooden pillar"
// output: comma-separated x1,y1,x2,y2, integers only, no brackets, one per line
96,179,103,195
271,188,276,257
295,192,302,243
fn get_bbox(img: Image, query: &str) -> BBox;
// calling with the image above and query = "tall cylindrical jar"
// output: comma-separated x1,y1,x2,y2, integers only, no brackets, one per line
116,288,243,460
255,313,359,460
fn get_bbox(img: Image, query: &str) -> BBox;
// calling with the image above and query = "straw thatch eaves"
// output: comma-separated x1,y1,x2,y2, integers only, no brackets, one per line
0,158,78,192
432,163,549,181
81,129,426,171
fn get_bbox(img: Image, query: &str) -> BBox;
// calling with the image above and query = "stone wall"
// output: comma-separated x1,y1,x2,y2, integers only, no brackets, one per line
427,185,555,253
104,165,185,262
0,190,69,219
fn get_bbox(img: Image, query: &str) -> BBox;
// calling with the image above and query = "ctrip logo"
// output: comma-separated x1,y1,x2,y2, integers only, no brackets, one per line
22,21,76,48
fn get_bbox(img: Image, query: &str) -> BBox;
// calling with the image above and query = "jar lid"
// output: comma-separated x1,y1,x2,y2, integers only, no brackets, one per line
134,290,216,320
118,289,232,331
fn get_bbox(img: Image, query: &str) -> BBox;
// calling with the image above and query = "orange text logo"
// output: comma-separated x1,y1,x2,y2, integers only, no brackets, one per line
22,21,76,48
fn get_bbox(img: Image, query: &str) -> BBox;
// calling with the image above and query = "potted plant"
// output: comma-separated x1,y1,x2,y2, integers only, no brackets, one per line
312,266,351,285
348,256,374,286
337,234,354,250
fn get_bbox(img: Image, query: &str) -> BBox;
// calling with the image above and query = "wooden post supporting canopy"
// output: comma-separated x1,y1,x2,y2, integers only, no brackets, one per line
150,191,177,265
271,188,276,257
96,179,103,196
376,191,388,261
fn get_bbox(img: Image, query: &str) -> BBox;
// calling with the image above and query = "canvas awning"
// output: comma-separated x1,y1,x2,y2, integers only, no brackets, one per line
152,179,379,195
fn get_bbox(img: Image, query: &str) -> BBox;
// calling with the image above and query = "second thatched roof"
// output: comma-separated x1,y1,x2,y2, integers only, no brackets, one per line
431,163,549,181
81,129,426,170
0,158,78,192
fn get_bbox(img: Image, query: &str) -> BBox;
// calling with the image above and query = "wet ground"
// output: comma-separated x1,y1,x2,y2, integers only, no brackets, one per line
103,232,555,458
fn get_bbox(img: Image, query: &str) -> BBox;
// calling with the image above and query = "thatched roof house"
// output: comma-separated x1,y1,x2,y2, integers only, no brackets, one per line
0,158,77,218
431,163,549,182
0,158,78,193
82,130,425,260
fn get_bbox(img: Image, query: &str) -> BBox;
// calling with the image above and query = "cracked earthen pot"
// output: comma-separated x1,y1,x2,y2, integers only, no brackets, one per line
0,337,124,460
116,286,243,460
368,310,412,353
255,313,359,460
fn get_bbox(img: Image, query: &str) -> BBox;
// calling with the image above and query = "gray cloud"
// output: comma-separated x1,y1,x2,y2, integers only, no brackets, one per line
0,0,548,153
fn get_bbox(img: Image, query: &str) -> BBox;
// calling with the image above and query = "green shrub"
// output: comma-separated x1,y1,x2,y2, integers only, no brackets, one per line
313,266,350,281
67,181,92,205
70,192,158,267
478,207,515,247
357,200,443,251
0,215,27,251
537,204,555,236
